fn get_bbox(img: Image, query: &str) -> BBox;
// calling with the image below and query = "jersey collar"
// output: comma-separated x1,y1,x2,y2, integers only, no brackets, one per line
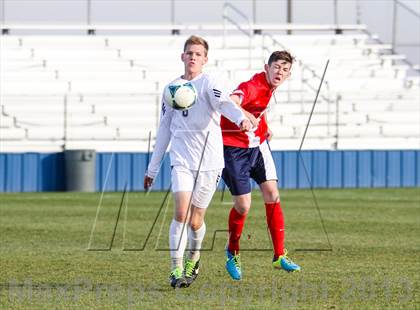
253,72,273,95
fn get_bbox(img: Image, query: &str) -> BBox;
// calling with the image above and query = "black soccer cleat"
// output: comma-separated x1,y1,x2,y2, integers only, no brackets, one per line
184,259,200,287
169,267,188,289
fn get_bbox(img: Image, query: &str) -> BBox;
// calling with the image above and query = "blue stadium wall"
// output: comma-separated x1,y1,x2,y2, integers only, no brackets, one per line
0,150,419,192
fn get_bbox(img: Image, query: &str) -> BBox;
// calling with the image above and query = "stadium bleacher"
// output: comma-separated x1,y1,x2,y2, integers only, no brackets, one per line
0,27,419,152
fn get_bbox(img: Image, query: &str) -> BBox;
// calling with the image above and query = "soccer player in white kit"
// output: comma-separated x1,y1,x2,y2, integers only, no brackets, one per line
143,35,251,288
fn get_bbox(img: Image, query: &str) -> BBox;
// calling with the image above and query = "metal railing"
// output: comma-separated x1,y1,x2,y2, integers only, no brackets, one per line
222,2,253,69
261,32,334,143
222,3,333,112
392,0,420,71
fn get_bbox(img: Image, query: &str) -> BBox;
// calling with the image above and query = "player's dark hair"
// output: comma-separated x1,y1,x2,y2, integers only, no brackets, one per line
268,50,294,65
184,35,209,56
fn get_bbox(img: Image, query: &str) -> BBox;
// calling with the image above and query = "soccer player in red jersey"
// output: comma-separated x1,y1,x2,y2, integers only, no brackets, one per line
221,51,301,280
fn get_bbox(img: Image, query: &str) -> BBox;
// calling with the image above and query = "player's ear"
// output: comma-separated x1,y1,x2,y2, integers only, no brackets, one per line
181,52,185,62
264,63,269,72
203,55,208,64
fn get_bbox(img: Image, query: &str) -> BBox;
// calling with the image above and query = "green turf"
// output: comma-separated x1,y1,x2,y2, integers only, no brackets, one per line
0,188,419,309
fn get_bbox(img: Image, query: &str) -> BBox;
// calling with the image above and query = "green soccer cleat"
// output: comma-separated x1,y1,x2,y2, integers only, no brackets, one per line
184,259,200,287
272,249,301,272
169,267,188,288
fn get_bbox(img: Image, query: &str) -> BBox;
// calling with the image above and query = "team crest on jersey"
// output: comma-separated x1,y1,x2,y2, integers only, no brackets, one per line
213,88,221,98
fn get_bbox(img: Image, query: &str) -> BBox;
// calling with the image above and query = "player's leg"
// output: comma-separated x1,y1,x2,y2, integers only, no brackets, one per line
256,141,301,272
169,166,194,288
183,169,221,286
184,205,206,287
229,193,251,253
223,193,250,280
187,206,206,262
171,191,191,266
222,146,258,280
259,180,284,256
252,141,283,256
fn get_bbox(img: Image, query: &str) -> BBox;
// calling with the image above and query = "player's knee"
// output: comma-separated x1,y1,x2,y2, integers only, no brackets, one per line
189,206,205,230
189,220,203,231
190,216,204,231
174,212,188,223
260,180,279,202
263,189,280,203
265,196,279,204
234,204,250,215
233,197,251,215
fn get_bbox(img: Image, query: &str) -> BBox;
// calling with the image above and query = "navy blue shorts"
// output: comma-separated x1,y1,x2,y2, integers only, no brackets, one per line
222,141,277,196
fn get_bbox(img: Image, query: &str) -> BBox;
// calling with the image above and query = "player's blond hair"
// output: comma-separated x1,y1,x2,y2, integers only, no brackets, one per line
184,35,209,56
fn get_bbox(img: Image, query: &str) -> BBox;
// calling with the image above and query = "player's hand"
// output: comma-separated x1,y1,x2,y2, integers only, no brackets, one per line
245,110,259,128
144,175,154,190
239,119,251,131
266,127,273,141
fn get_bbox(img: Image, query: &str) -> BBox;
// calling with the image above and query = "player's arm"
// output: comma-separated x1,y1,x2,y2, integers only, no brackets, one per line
264,112,273,141
230,94,259,128
144,100,173,190
218,96,251,131
209,79,250,130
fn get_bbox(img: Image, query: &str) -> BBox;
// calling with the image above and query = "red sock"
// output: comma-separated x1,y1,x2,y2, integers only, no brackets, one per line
227,207,247,254
265,201,285,257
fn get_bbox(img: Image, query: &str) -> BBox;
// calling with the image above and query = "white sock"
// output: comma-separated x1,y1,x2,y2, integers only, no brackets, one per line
169,219,188,270
187,222,206,262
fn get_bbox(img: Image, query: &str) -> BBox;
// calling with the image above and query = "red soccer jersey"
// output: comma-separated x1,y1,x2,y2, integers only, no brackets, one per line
221,72,273,148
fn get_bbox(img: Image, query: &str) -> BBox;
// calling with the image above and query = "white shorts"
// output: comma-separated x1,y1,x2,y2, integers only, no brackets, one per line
171,165,222,209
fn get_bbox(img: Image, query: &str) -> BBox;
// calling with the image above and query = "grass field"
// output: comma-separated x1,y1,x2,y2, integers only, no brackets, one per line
0,188,419,309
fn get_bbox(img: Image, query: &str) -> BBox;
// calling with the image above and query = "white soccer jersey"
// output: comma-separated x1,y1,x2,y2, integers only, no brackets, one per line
146,73,246,179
